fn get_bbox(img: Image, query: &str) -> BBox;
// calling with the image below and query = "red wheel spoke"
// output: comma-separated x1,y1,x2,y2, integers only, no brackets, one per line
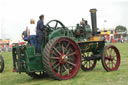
50,57,59,59
68,58,74,61
106,50,109,57
53,47,61,56
105,56,110,60
67,51,77,57
62,43,65,54
63,64,67,71
113,55,117,58
60,64,64,75
109,61,111,68
52,51,58,57
106,60,110,66
58,41,61,51
67,61,76,67
65,42,70,50
63,64,69,75
106,56,115,69
58,65,60,74
66,48,71,55
112,61,114,68
66,63,70,70
112,51,117,57
113,61,116,66
105,51,109,57
51,61,57,66
111,49,114,56
53,63,60,69
109,48,112,56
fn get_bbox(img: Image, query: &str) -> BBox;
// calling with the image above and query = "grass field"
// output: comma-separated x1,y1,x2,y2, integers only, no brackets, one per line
0,43,128,85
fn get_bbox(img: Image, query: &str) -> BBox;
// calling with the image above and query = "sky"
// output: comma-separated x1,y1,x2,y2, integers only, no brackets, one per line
0,0,128,40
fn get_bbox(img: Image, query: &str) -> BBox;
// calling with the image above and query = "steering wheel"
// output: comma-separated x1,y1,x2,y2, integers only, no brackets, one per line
45,20,66,30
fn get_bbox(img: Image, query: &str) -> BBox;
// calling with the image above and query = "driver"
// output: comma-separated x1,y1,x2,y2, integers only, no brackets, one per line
36,14,45,53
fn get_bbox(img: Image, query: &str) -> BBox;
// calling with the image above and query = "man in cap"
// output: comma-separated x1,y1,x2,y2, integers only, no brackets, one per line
36,14,45,53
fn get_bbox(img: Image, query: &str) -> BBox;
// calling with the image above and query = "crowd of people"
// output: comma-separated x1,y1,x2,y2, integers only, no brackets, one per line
21,14,45,53
0,45,12,52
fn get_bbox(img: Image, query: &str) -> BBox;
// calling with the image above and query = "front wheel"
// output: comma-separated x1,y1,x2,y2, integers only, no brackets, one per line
101,45,120,72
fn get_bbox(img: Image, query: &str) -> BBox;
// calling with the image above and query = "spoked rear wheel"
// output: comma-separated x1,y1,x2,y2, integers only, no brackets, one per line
101,45,120,71
81,52,97,71
43,37,81,80
0,55,4,73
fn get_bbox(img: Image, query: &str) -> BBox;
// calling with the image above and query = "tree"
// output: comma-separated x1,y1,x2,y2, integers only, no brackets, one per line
115,25,127,32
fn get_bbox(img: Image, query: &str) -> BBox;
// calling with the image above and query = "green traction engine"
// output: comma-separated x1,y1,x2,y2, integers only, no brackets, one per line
12,9,120,80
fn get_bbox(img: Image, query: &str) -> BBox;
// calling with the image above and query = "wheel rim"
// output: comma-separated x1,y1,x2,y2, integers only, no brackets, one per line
103,45,120,71
81,52,97,71
49,38,81,79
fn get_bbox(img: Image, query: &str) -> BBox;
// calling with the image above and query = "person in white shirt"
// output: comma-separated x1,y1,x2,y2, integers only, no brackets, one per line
27,19,37,48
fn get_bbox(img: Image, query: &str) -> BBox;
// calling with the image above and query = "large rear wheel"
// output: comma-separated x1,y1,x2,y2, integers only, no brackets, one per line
43,37,81,80
101,45,120,71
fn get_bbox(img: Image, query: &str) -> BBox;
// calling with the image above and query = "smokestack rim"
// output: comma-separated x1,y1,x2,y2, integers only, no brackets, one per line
90,8,97,13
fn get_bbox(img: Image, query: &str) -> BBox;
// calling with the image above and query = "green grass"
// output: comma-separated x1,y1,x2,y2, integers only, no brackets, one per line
0,43,128,85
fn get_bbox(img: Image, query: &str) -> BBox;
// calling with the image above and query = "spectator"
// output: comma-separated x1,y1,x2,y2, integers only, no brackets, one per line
27,19,37,48
21,27,28,41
